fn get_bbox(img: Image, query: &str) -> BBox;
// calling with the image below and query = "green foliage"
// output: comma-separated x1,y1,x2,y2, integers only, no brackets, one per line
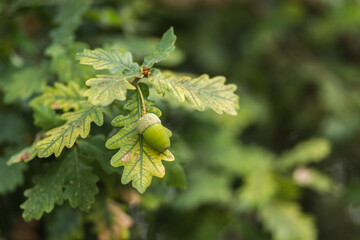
106,84,174,193
162,161,187,189
77,135,120,174
32,105,65,131
0,112,26,144
150,70,239,115
46,42,95,85
21,148,98,221
84,74,136,106
50,0,91,45
174,171,232,209
77,49,142,75
260,201,316,240
239,169,277,208
62,149,99,210
1,1,358,239
0,18,241,228
106,35,185,67
279,138,331,169
75,27,238,194
30,82,87,111
171,125,332,239
7,145,37,165
4,65,48,103
46,206,84,240
0,157,26,195
36,105,104,157
21,161,66,221
143,27,176,68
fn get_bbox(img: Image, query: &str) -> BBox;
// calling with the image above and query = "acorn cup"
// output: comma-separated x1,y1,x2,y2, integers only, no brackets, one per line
137,113,172,152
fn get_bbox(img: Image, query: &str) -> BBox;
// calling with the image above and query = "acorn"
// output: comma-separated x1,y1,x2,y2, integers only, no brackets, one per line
137,113,172,152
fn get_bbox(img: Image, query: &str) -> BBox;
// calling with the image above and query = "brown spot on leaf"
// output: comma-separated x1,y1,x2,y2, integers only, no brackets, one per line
22,152,30,159
121,154,130,163
15,152,30,163
97,81,107,86
51,102,60,109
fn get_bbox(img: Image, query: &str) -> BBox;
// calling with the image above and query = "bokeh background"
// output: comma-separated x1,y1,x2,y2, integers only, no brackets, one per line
1,0,360,239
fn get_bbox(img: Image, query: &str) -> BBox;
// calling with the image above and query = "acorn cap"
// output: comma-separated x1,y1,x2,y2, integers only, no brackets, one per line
137,113,161,134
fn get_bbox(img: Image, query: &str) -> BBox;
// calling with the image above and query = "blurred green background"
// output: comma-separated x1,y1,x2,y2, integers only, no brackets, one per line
1,0,360,239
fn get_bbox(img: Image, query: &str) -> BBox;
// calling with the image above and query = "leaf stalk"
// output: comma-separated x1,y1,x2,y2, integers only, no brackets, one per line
136,84,146,116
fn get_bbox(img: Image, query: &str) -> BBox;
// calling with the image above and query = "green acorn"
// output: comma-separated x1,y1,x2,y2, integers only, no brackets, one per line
137,113,172,152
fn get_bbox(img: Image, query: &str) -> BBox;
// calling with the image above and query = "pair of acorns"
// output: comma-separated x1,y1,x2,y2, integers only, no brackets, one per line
137,113,172,152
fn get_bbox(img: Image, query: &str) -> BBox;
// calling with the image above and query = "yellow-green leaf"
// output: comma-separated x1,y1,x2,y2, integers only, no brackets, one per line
150,69,239,115
239,169,277,208
143,27,177,68
7,145,37,165
260,201,316,240
84,74,136,106
106,84,174,193
36,105,104,158
30,82,87,111
279,138,331,169
77,49,142,75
